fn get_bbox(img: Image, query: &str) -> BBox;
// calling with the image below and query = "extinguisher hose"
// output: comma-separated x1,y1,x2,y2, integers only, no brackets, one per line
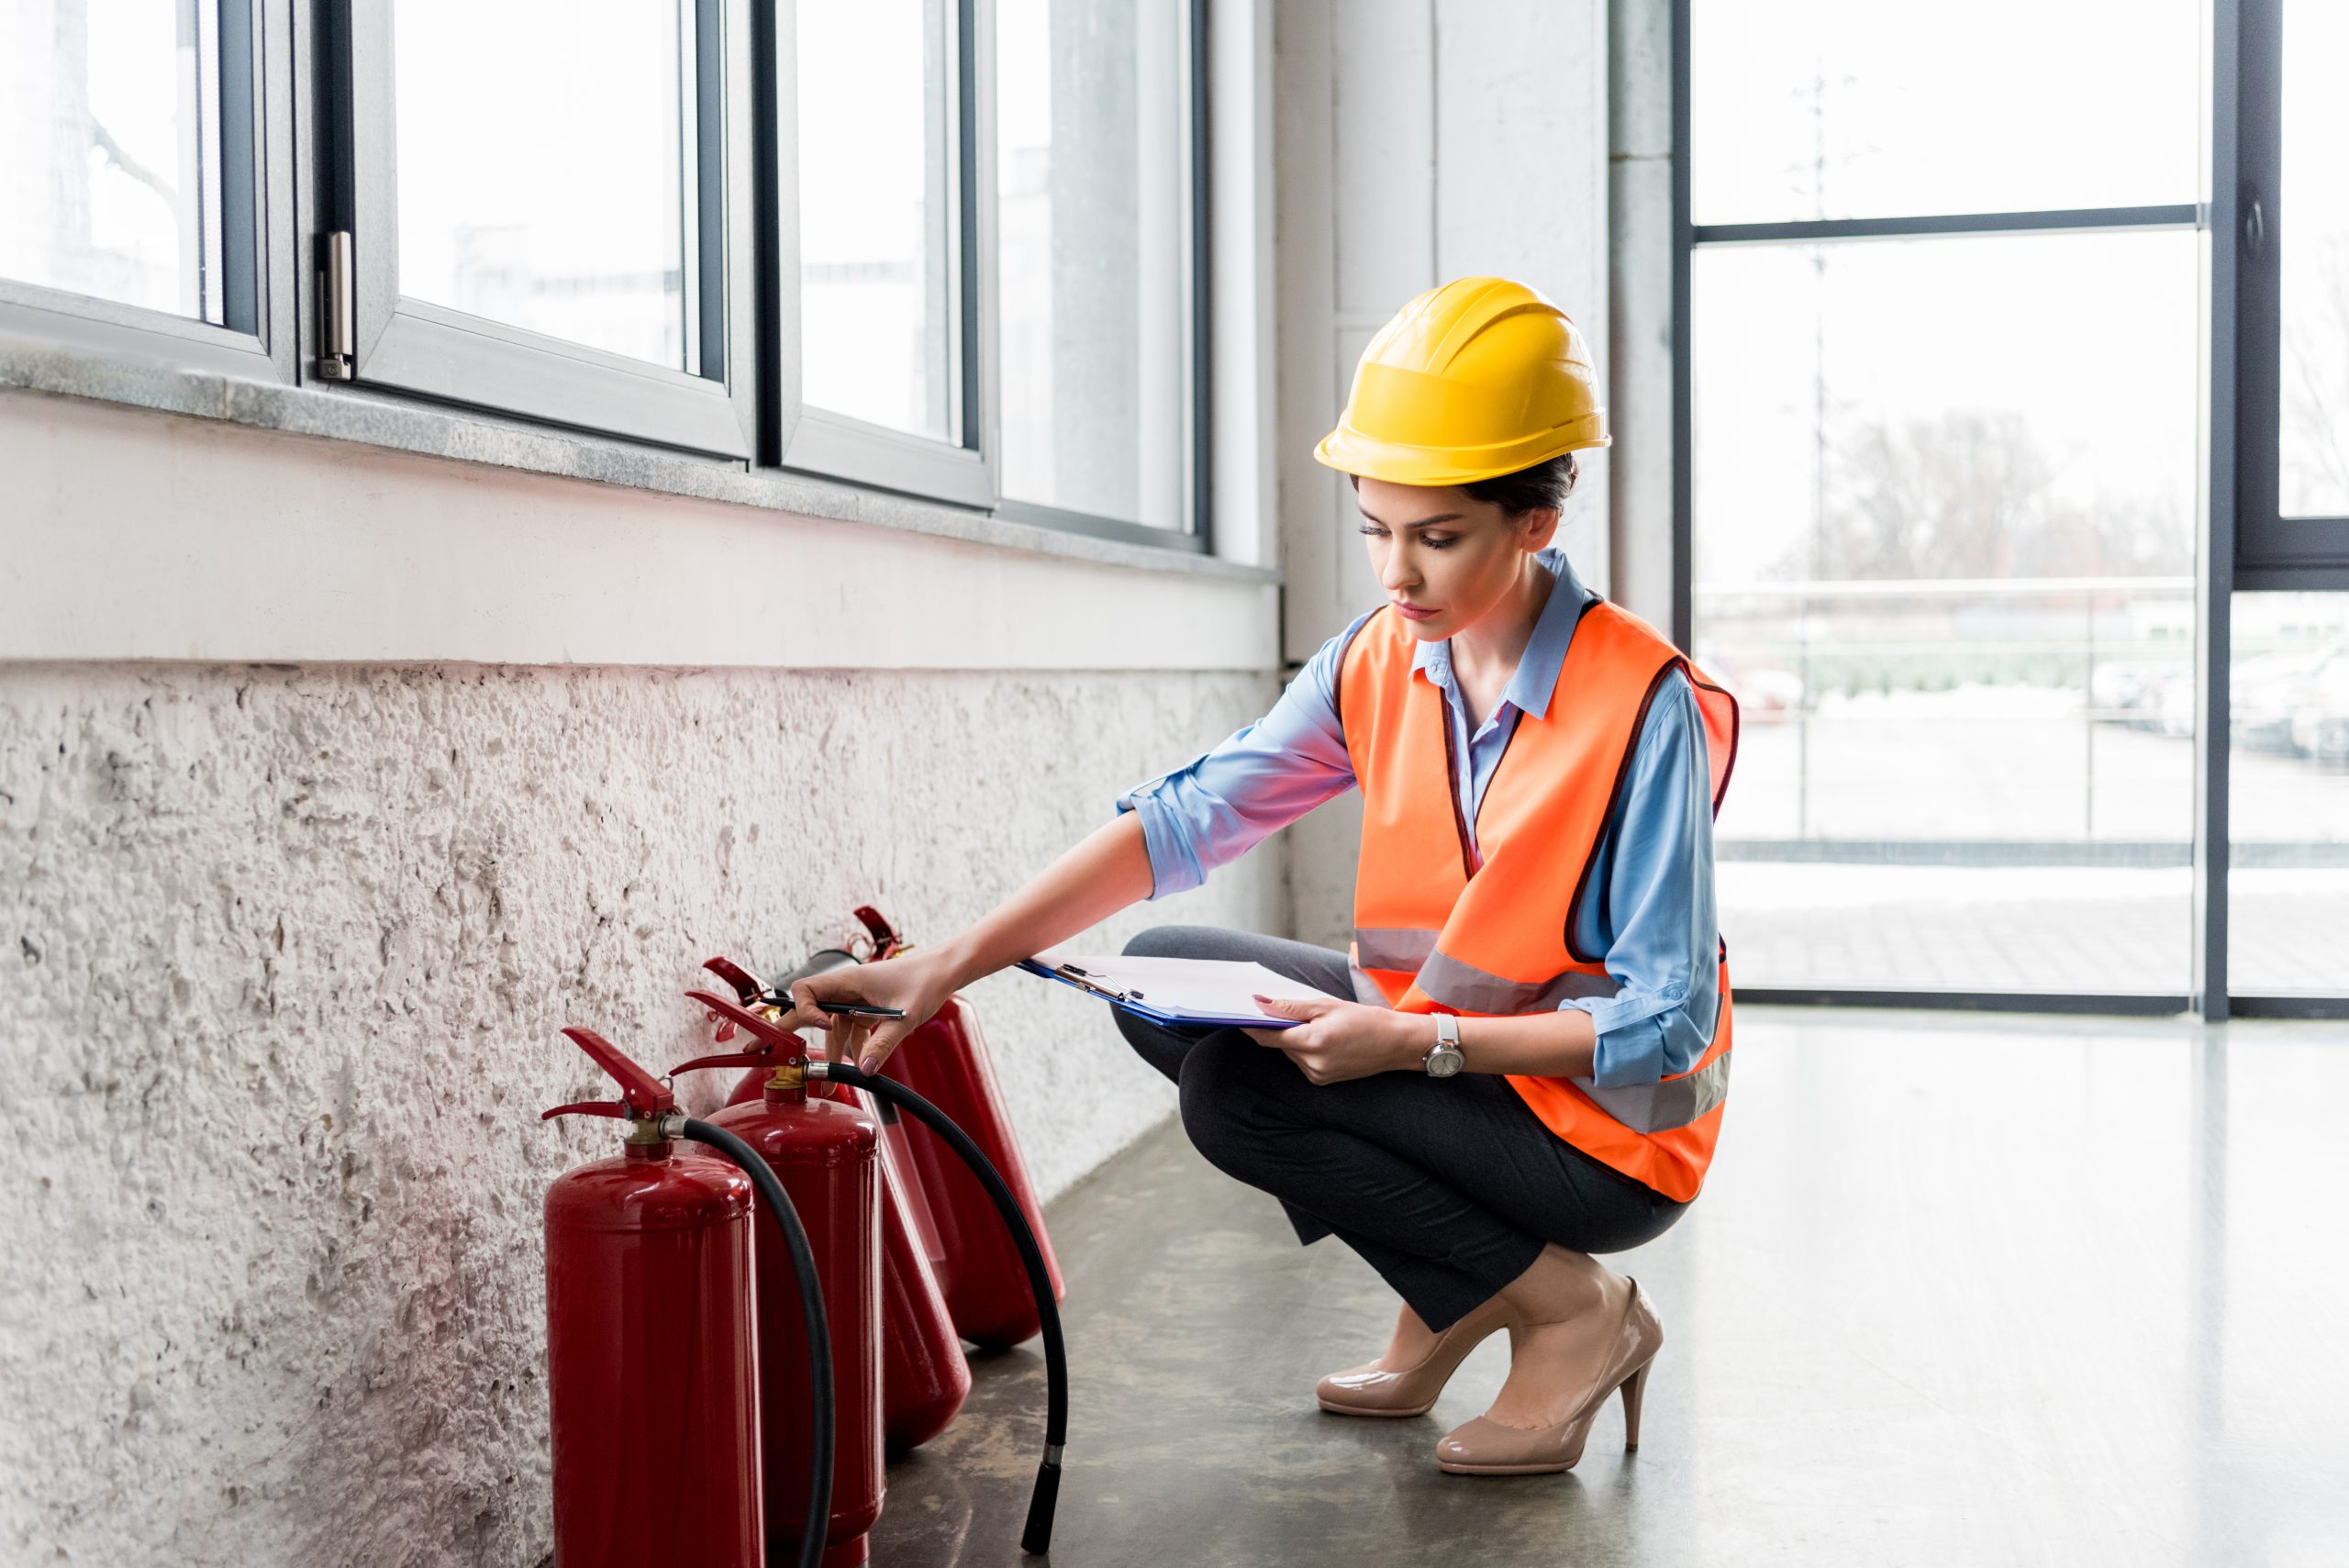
680,1119,835,1568
818,1063,1066,1556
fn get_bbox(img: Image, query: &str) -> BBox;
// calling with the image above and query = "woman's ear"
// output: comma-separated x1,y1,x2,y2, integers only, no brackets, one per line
1518,506,1562,552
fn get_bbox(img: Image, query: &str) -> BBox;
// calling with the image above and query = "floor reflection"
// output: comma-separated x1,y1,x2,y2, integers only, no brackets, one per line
870,1006,2349,1567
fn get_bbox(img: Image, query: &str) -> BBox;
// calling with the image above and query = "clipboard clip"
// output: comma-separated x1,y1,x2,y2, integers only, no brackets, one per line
1052,964,1133,1004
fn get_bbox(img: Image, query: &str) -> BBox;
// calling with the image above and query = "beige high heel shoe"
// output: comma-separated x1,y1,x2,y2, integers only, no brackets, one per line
1433,1276,1662,1475
1316,1293,1514,1418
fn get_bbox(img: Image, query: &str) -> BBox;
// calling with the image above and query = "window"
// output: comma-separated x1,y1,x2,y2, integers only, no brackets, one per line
393,2,702,373
795,0,957,441
2235,0,2349,576
772,0,1206,538
334,0,754,455
993,0,1197,536
1,0,273,377
776,0,987,504
1685,0,2206,1001
2229,593,2349,997
1680,0,2349,1017
4,0,1212,548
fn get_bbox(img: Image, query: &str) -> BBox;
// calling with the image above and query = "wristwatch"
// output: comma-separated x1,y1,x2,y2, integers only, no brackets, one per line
1422,1013,1464,1077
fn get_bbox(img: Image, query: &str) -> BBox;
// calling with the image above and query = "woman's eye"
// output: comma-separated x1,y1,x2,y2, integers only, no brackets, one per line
1355,526,1452,549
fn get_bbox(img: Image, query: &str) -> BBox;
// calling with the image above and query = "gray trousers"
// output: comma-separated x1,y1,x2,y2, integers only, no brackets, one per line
1116,925,1688,1333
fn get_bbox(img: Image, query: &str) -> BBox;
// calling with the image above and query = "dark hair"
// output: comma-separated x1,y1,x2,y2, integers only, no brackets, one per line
1461,451,1578,515
1347,451,1579,516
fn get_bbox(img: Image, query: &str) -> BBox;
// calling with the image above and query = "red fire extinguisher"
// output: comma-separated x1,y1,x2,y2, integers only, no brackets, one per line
707,954,958,1306
540,1026,833,1568
691,991,1072,1557
706,907,1067,1352
680,985,973,1457
665,1016,886,1568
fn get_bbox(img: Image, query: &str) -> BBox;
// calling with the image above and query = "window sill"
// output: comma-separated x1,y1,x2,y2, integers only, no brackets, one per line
0,338,1279,589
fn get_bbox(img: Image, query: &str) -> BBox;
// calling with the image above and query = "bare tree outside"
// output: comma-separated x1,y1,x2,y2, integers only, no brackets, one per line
1776,409,2191,584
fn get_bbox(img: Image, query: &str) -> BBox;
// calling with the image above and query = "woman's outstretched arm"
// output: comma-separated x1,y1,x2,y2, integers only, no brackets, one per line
780,809,1155,1073
930,809,1157,992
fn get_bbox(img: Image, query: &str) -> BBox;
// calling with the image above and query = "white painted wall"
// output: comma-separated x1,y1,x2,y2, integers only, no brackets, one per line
1272,0,1614,946
0,387,1277,671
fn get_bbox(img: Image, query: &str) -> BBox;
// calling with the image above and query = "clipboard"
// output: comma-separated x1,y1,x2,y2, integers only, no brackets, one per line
1015,954,1332,1030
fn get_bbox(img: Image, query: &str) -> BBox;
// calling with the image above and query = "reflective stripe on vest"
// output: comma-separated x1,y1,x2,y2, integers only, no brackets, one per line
1338,595,1742,1202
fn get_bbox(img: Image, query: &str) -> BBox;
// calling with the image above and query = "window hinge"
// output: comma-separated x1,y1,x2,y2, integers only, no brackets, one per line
316,230,355,381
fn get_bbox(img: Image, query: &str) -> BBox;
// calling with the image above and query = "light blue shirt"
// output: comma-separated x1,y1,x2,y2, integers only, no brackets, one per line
1113,547,1722,1090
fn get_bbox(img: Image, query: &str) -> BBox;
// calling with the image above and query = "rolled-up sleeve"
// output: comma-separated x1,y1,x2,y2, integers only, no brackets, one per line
1555,668,1724,1088
1113,612,1371,900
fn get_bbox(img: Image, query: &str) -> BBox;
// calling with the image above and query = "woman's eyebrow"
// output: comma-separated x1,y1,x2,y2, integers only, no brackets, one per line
1357,509,1464,528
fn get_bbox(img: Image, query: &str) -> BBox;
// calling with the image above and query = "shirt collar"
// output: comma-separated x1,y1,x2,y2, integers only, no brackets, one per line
1410,546,1593,722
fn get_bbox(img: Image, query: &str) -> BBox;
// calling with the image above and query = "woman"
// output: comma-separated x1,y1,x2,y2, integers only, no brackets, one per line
780,277,1740,1477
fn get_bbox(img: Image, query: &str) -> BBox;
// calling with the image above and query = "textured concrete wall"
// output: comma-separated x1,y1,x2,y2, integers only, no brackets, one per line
0,659,1281,1568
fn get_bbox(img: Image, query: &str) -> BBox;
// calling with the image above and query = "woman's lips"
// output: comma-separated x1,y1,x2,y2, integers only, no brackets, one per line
1394,603,1438,621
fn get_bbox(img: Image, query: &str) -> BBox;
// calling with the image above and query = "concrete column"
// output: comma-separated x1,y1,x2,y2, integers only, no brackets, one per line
1609,0,1677,637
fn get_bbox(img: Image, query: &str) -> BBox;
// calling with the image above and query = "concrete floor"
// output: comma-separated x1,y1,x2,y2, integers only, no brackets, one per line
869,1006,2349,1567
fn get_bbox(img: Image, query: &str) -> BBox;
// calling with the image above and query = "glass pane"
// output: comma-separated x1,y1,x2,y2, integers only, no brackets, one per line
0,0,228,322
2279,0,2349,516
1693,232,2199,995
2229,593,2349,996
395,0,695,371
1691,0,2200,226
797,0,955,440
996,0,1188,528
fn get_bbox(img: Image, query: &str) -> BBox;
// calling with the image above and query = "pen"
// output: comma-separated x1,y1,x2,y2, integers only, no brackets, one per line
816,1002,907,1020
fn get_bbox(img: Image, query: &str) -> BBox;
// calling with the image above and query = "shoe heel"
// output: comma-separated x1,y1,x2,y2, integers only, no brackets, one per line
1619,1362,1650,1451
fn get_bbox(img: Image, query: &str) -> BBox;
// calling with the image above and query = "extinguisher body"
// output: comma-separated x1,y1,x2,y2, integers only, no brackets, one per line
711,1083,885,1567
873,1111,972,1451
727,1070,968,1451
545,1142,762,1568
886,994,1067,1351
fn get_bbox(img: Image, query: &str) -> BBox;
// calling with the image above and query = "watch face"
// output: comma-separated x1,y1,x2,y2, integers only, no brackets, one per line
1426,1048,1463,1078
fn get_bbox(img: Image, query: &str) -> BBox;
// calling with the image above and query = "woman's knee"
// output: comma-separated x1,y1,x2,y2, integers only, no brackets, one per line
1118,925,1211,962
1176,1032,1279,1173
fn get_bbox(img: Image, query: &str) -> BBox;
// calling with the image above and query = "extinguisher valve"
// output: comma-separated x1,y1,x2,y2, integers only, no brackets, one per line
622,1110,689,1145
543,1029,685,1135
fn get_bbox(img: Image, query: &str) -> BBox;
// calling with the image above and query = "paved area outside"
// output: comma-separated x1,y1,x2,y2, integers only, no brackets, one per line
870,1005,2349,1567
1720,693,2349,995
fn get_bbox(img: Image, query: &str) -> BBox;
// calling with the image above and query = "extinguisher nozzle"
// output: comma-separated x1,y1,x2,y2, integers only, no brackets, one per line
1019,1454,1062,1555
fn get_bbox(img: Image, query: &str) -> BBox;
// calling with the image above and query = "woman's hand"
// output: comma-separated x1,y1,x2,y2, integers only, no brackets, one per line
779,951,959,1077
1241,994,1425,1084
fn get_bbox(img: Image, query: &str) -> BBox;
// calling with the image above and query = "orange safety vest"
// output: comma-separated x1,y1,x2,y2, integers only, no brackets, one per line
1337,595,1742,1202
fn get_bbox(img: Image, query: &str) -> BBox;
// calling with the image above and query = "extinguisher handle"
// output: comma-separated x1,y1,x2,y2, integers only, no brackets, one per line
851,905,906,959
701,955,770,1006
549,1028,674,1119
686,989,803,1053
667,1051,771,1077
539,1100,629,1122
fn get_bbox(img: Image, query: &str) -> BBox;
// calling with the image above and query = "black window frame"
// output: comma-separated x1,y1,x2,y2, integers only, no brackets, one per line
2231,0,2349,587
1671,0,2348,1021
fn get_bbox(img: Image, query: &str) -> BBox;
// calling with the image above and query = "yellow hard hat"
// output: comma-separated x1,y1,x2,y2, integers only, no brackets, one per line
1315,276,1610,487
